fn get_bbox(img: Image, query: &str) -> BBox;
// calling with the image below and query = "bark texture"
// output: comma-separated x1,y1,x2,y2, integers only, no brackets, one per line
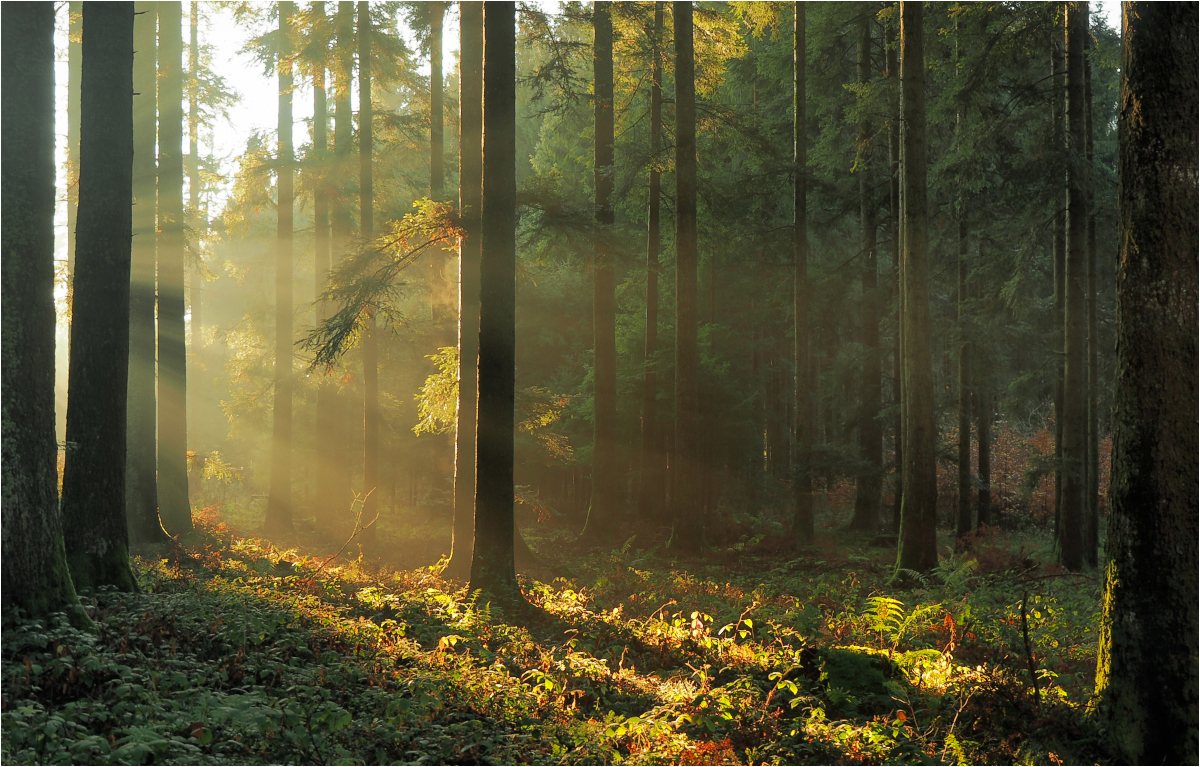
1093,4,1199,762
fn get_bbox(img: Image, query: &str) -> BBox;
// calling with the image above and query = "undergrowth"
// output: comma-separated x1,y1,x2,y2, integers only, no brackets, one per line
2,510,1109,765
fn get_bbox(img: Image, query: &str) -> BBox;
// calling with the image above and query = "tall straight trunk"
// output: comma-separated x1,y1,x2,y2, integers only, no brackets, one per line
672,1,702,551
1094,5,1198,762
67,2,82,307
266,2,295,535
1051,18,1066,544
61,2,139,593
585,0,617,543
1058,3,1087,572
429,2,448,321
636,2,665,523
976,274,992,528
1083,19,1099,569
188,1,201,348
1,1,85,621
470,1,523,603
359,0,379,546
127,1,166,544
886,12,902,534
851,9,880,533
157,0,191,535
792,1,812,544
447,0,482,577
954,18,971,542
895,1,937,575
313,1,336,532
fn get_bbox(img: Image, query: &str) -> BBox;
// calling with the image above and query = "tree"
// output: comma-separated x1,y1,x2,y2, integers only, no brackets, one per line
1083,12,1099,569
447,0,483,578
954,16,972,543
60,1,139,593
885,10,902,534
1,1,85,620
266,1,296,536
359,0,380,547
672,0,702,552
1051,13,1066,547
585,0,618,543
1093,3,1198,761
850,8,881,533
895,0,937,575
187,1,203,350
636,2,666,523
469,0,524,604
792,1,813,545
158,0,192,536
127,0,167,544
67,2,82,306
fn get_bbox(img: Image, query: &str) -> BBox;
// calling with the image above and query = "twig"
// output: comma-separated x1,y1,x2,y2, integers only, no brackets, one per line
307,489,379,583
1020,590,1040,705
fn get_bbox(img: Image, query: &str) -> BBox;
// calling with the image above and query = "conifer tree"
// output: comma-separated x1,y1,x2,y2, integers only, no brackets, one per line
359,0,380,546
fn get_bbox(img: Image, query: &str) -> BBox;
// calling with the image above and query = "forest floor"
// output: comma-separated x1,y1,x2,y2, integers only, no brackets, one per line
3,498,1111,765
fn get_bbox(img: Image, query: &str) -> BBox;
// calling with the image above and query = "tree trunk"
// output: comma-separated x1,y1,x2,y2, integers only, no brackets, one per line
895,1,937,575
61,1,139,593
469,1,524,604
67,2,82,309
359,0,379,547
672,1,702,552
266,1,295,535
1058,2,1087,572
954,18,971,543
851,9,880,533
792,1,812,544
446,0,483,578
885,11,902,534
429,2,448,320
312,2,335,532
1083,17,1099,569
636,2,665,523
585,0,617,544
157,0,191,536
1051,20,1066,547
1,1,86,620
1093,4,1198,761
188,1,202,349
127,1,166,544
976,276,992,529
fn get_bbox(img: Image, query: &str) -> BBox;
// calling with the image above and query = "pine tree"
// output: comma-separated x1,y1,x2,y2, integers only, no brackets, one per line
1093,3,1198,761
954,17,972,543
2,1,86,621
359,0,380,547
792,1,813,545
61,1,139,593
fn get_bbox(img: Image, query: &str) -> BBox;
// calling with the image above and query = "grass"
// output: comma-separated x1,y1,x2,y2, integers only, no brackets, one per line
3,494,1110,765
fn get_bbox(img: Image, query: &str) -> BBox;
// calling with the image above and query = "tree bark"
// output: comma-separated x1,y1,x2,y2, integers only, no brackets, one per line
429,2,449,321
885,11,902,534
469,1,524,604
61,1,139,593
1093,4,1198,762
976,260,992,529
672,1,702,552
447,0,483,578
851,9,881,533
895,1,937,575
585,0,618,544
266,1,295,536
636,2,665,523
1,1,86,620
954,18,971,542
359,0,379,547
792,1,813,544
1051,16,1066,546
157,0,191,536
1083,15,1099,569
127,1,166,544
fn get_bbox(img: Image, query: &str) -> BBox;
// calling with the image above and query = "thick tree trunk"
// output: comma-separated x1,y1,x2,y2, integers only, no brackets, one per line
266,2,295,536
636,2,665,523
585,0,617,544
127,1,166,544
851,10,881,533
672,1,702,552
359,0,379,547
885,13,902,534
1,1,86,620
792,1,813,544
895,1,937,575
61,2,139,593
447,0,482,578
1058,3,1087,572
1083,20,1099,569
157,0,191,536
1093,4,1198,762
470,1,524,604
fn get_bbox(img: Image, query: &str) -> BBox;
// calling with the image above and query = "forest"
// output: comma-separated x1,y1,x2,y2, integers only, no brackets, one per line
1,1,1196,764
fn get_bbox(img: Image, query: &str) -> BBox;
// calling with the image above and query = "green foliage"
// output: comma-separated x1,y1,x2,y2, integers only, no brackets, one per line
412,346,458,436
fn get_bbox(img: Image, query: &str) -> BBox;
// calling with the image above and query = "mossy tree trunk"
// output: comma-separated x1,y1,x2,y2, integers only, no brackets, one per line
61,1,139,594
1,1,86,621
1093,3,1198,762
